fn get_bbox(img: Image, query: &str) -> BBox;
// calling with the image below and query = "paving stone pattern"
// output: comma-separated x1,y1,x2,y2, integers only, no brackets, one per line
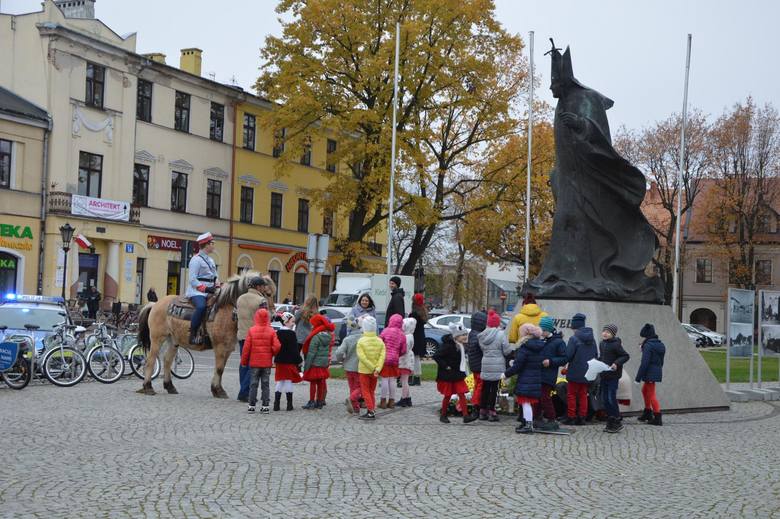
1,366,779,519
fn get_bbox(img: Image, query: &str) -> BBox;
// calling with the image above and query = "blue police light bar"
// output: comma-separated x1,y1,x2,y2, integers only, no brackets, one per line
2,294,65,304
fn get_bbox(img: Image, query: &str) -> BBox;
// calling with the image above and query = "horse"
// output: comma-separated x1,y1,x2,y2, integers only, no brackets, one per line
135,271,275,397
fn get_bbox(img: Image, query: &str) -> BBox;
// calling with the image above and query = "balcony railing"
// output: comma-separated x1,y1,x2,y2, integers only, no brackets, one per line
47,191,140,224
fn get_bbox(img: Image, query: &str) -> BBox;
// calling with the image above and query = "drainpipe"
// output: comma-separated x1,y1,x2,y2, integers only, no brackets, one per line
228,101,238,276
37,114,53,295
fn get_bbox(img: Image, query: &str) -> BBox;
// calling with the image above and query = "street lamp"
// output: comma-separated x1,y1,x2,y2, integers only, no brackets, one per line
59,223,75,300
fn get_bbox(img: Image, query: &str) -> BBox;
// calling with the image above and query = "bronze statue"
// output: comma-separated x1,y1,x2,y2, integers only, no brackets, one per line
528,40,664,303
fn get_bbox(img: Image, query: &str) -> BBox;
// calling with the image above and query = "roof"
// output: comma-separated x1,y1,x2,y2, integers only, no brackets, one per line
0,86,49,127
488,279,519,292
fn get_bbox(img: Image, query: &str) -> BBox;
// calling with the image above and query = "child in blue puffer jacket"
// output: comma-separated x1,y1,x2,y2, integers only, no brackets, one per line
503,323,545,434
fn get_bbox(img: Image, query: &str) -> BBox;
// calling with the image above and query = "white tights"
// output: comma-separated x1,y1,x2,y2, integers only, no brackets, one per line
380,377,396,400
522,402,533,423
275,380,294,393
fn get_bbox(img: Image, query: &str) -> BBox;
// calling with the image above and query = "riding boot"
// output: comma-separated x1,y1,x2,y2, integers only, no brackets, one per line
188,329,199,345
286,392,294,411
273,392,282,412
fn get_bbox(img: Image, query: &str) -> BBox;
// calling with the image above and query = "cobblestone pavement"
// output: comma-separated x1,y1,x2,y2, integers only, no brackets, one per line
1,362,779,519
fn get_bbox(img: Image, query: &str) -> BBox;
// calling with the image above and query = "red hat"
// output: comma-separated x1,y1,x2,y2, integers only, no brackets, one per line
487,310,501,328
413,293,424,306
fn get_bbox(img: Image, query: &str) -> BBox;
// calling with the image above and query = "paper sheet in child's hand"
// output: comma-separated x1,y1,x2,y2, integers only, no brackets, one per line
585,359,611,381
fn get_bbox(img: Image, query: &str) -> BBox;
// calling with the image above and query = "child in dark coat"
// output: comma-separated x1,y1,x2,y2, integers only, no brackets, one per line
434,324,478,425
538,316,568,430
598,324,630,432
274,312,303,411
563,313,598,426
636,323,666,426
503,323,545,434
466,311,487,414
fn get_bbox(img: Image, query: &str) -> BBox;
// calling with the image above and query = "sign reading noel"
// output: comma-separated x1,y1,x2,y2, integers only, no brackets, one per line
147,235,183,251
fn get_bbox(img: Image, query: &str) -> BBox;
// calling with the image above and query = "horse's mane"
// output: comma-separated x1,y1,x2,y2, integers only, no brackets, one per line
213,270,277,311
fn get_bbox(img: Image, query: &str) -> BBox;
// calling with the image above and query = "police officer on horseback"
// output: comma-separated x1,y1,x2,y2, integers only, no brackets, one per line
188,232,219,344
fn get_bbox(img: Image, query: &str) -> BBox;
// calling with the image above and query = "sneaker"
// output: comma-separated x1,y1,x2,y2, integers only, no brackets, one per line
360,411,376,420
575,417,586,426
488,413,500,423
439,413,451,424
260,406,270,414
237,395,248,403
479,410,489,421
247,406,256,413
515,423,534,434
561,416,576,426
463,413,478,424
538,419,559,431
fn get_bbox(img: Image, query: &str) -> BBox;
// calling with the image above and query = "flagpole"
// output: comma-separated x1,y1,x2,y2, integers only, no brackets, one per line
387,22,400,276
672,34,692,318
524,31,534,283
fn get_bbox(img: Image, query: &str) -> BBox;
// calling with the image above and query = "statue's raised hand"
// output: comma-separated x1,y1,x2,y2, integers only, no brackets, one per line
559,111,584,132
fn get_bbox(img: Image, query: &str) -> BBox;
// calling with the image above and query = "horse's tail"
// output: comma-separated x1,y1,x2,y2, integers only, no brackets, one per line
137,304,153,352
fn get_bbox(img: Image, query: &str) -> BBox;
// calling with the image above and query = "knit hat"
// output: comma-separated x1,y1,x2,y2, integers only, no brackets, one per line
281,312,295,324
448,322,468,339
519,323,542,338
487,310,501,328
390,276,402,287
522,293,537,305
413,293,425,306
571,313,586,329
361,315,377,333
640,323,656,338
602,324,618,337
539,316,555,332
346,317,360,330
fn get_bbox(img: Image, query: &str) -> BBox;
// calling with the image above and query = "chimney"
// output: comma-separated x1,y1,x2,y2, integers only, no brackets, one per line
142,53,167,65
54,0,96,19
180,48,203,77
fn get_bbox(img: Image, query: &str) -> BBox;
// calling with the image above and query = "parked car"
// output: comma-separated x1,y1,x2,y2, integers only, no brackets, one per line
681,323,711,348
423,325,448,357
687,323,726,345
0,294,74,359
428,314,472,331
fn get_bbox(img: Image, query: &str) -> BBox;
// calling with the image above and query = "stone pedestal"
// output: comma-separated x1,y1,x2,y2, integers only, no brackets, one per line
532,299,730,413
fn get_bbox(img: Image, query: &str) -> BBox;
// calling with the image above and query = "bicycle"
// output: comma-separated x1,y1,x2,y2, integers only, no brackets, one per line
41,322,87,387
0,325,35,390
127,342,194,380
83,321,125,384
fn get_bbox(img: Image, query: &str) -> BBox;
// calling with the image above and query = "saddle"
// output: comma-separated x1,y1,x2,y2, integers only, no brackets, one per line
167,293,219,349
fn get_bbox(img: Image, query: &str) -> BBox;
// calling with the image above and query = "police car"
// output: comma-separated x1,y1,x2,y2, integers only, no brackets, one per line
0,294,74,358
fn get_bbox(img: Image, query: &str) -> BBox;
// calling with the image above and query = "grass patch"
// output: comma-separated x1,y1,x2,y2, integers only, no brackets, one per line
329,362,439,381
699,348,780,383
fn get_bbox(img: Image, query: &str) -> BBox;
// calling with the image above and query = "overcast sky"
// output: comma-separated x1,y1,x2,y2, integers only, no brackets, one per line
3,0,778,130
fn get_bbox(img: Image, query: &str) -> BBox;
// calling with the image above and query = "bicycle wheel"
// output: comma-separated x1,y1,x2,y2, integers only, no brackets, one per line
128,343,160,380
42,347,87,387
1,357,32,390
87,343,125,384
171,348,195,379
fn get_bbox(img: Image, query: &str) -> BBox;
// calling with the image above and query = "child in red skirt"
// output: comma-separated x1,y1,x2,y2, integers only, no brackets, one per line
274,312,302,411
433,324,478,424
378,313,407,409
301,314,335,409
503,323,545,434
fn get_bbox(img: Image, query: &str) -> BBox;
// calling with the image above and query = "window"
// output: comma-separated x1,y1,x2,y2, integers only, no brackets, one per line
756,259,772,285
300,138,311,166
243,114,256,150
270,192,283,228
167,261,180,295
132,163,149,206
174,91,190,132
135,258,145,305
78,151,102,197
322,209,333,236
171,171,188,212
320,274,331,300
136,79,152,122
240,186,254,223
757,212,774,234
294,272,307,306
297,199,309,233
85,62,105,109
0,139,11,189
268,270,280,302
210,102,224,141
206,179,222,218
273,128,286,158
326,139,337,172
695,259,712,284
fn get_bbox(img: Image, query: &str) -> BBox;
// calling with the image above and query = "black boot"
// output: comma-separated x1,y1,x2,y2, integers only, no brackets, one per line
604,416,616,433
286,392,294,411
188,329,200,345
649,412,662,426
273,392,282,411
440,411,450,424
638,409,652,422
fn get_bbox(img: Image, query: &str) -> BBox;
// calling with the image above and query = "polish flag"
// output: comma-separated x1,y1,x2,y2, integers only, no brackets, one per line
74,234,92,250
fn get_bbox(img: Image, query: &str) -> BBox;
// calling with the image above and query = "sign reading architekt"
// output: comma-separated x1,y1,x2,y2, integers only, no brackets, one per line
71,194,130,221
147,235,183,251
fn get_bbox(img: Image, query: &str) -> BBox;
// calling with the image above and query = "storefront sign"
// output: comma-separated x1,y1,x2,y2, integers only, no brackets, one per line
147,235,183,251
0,223,34,251
285,251,307,272
0,342,19,372
0,258,16,269
72,194,130,221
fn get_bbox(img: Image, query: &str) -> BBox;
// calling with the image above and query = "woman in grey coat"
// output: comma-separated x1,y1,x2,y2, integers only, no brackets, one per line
477,311,514,421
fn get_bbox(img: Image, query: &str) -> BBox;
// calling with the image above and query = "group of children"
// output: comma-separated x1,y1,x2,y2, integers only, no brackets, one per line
239,294,667,433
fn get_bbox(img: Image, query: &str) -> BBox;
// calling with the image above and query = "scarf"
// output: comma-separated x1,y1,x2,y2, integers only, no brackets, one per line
455,341,468,374
302,315,335,356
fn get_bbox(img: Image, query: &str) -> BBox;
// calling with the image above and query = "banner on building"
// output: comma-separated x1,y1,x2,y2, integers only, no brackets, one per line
727,288,755,358
759,290,780,358
72,194,130,221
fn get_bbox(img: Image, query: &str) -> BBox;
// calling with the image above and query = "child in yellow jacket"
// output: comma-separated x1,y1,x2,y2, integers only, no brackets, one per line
356,315,386,420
